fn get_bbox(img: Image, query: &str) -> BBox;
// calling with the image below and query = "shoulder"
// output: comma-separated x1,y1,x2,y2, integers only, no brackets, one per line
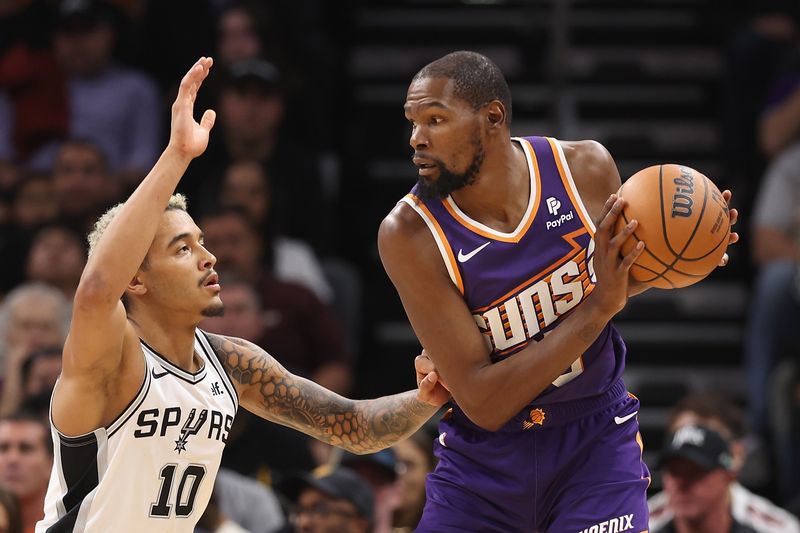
555,139,621,220
378,199,431,258
731,482,800,533
201,330,271,368
558,139,619,187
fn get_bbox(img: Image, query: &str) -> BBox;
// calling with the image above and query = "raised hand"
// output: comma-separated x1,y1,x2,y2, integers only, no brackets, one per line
168,57,217,160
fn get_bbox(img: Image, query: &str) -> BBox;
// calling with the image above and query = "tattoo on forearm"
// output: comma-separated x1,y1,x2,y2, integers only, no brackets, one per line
207,334,434,453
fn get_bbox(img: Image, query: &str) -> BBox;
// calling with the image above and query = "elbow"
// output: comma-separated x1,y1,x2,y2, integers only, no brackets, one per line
74,274,118,308
453,396,511,432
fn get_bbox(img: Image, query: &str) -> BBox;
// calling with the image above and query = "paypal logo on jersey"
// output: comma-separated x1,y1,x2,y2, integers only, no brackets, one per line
546,196,561,215
545,196,574,230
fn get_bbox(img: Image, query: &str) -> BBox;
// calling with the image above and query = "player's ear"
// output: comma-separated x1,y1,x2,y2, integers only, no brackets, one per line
127,273,147,297
485,101,505,129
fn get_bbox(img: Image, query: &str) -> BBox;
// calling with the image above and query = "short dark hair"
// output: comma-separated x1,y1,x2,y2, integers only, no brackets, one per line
669,391,746,439
413,51,512,124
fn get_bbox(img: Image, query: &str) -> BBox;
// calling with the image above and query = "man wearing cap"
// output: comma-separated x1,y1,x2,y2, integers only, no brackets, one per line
341,449,402,533
649,396,800,533
287,467,374,533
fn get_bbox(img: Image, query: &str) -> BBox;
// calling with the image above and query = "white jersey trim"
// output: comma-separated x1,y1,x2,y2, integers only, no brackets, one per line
551,137,597,233
400,196,461,290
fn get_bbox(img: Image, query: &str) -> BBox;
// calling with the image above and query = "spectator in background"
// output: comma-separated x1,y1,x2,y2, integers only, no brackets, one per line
0,486,22,533
0,283,69,381
284,467,373,533
0,346,62,418
648,392,800,532
196,467,287,533
391,426,436,532
340,450,401,533
743,140,800,473
0,173,59,295
186,59,329,252
51,139,116,232
24,223,86,300
198,209,352,394
0,1,69,167
0,412,53,533
721,5,800,229
217,159,363,357
216,2,272,70
9,174,58,230
195,489,251,533
219,160,332,303
50,0,161,184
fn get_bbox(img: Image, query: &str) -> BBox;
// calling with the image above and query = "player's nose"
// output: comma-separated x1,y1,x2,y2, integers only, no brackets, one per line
409,126,429,150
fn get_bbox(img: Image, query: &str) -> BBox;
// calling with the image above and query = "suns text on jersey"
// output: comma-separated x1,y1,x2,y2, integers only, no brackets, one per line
472,244,594,358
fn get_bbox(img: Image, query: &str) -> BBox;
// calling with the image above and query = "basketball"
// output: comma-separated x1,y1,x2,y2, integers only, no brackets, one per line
614,164,730,289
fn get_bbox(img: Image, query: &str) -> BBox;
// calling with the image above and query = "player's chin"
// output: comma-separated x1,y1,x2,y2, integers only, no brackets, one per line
200,299,224,318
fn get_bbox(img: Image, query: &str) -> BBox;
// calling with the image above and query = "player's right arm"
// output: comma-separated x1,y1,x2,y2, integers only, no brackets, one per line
52,58,217,435
378,195,643,431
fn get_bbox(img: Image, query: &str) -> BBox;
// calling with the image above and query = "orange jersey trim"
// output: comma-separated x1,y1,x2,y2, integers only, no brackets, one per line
547,137,596,235
403,194,465,295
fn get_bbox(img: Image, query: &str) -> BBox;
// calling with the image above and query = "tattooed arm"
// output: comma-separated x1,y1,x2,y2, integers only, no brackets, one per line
206,332,442,454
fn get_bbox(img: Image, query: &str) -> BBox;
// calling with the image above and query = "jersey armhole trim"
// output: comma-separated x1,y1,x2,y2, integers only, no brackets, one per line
400,195,464,295
547,137,597,234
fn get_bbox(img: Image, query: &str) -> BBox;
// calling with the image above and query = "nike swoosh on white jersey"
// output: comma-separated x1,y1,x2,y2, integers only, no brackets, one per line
457,241,491,263
614,411,638,425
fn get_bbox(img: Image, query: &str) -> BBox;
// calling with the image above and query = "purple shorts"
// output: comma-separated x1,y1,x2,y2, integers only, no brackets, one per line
416,380,650,532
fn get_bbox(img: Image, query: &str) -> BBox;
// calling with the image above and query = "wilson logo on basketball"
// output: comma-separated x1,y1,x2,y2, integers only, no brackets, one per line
671,166,694,218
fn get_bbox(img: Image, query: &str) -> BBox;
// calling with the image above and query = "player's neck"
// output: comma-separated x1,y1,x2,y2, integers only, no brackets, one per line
129,310,200,371
449,139,529,232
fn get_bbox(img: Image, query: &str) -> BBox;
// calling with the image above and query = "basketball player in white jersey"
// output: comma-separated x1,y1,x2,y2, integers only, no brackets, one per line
36,57,447,533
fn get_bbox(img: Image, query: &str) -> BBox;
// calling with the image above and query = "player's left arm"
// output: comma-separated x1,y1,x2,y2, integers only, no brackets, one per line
205,332,443,454
562,140,739,296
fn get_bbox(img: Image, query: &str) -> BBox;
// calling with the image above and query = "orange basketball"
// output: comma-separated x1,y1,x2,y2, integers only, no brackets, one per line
614,164,730,289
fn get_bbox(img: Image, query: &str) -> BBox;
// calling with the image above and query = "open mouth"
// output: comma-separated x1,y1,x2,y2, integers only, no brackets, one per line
201,272,220,288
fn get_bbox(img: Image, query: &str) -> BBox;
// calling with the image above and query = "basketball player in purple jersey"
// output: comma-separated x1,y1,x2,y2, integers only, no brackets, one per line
379,51,739,532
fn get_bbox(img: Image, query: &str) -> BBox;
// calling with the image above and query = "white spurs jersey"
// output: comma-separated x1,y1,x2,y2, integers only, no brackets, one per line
37,329,239,533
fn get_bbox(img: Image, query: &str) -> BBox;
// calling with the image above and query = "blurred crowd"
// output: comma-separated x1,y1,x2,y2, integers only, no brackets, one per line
0,1,798,532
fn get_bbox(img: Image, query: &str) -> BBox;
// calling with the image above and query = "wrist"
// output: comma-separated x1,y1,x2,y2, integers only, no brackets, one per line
582,291,618,323
162,144,195,166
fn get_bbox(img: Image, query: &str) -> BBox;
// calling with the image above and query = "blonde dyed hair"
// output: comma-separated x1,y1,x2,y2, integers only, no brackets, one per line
87,194,188,257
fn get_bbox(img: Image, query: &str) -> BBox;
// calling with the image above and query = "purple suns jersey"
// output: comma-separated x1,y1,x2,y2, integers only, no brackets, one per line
402,135,626,405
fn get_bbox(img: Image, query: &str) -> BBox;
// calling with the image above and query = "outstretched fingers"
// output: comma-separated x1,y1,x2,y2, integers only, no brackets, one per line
176,57,213,104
